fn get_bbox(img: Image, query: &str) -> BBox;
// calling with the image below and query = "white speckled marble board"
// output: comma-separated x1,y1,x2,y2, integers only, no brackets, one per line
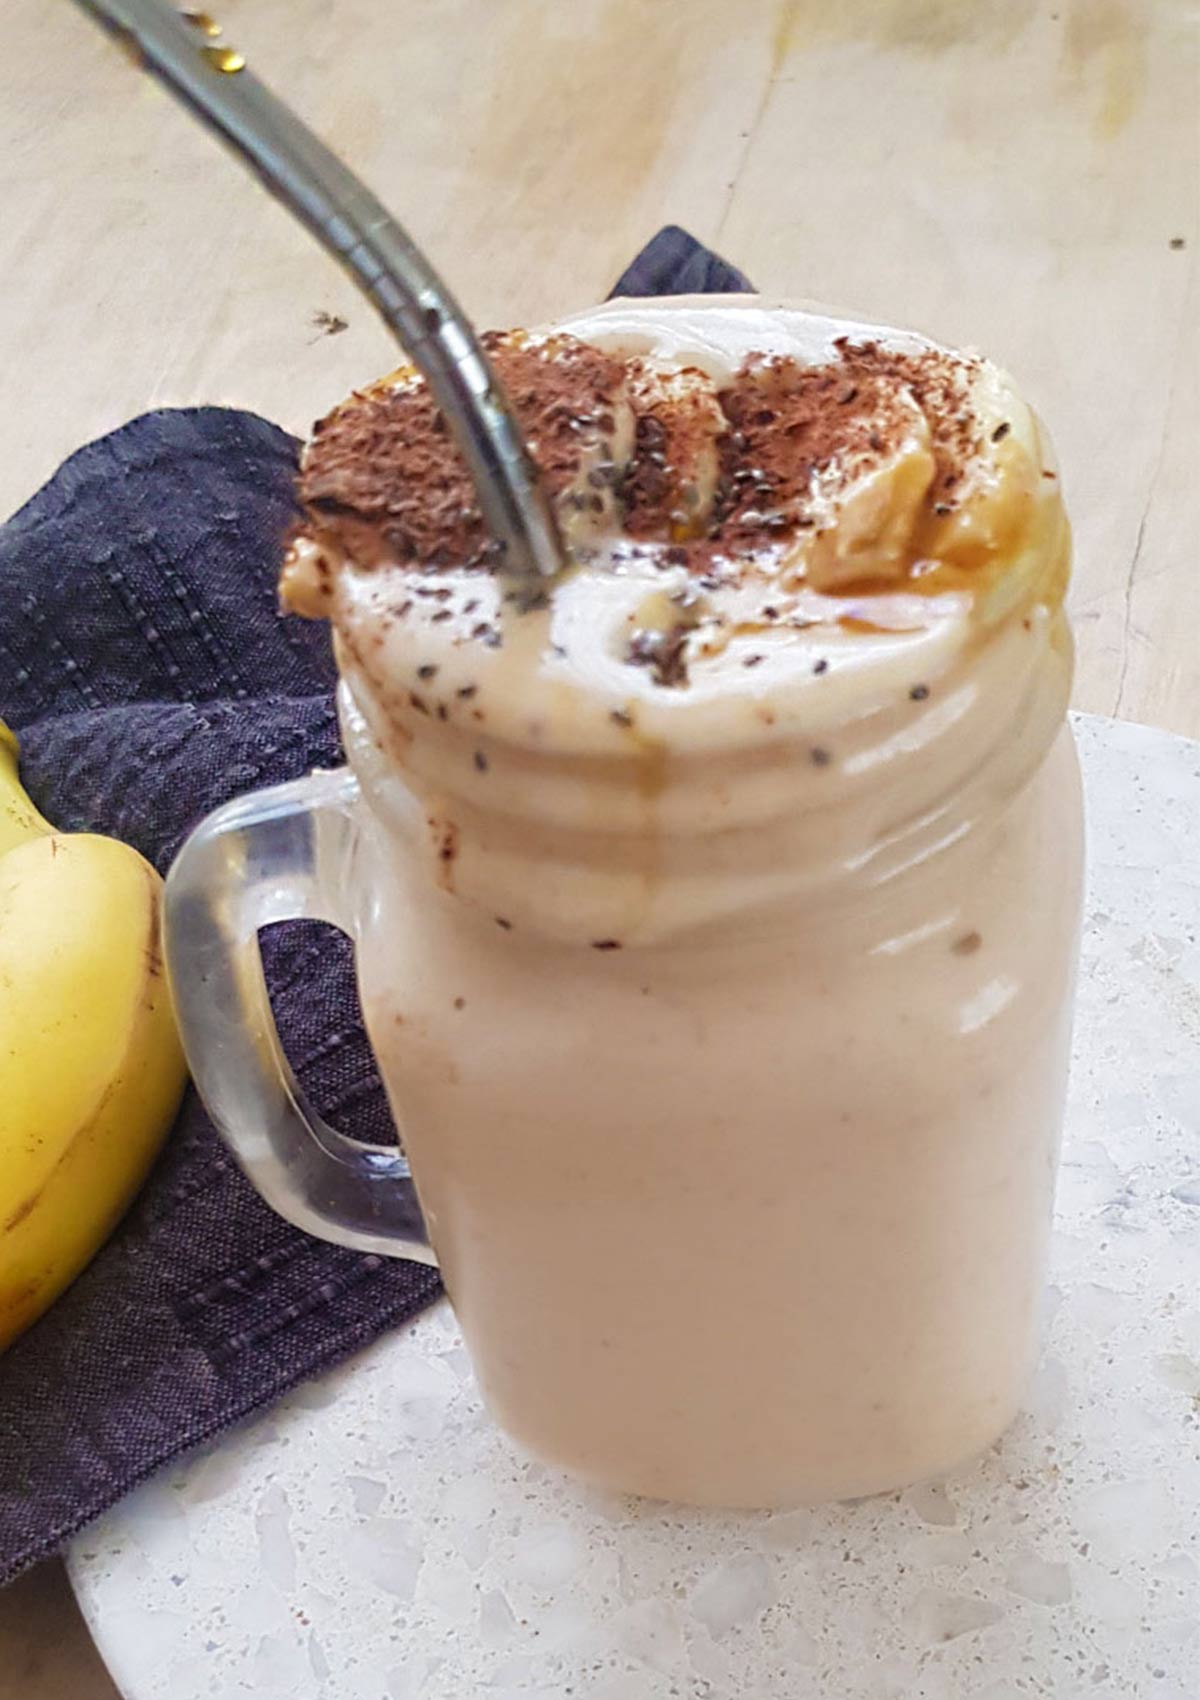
69,714,1200,1700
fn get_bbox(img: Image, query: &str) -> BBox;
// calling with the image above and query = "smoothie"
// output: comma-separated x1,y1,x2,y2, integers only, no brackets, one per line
280,298,1081,1505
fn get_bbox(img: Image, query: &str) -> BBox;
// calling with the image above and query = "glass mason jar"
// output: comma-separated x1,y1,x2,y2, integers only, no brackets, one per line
166,301,1083,1508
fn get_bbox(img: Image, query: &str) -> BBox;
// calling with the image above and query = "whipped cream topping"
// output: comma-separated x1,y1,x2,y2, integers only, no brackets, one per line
282,297,1067,762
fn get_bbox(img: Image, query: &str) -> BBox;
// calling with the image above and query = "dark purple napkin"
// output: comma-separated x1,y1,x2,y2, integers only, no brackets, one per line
0,228,751,1586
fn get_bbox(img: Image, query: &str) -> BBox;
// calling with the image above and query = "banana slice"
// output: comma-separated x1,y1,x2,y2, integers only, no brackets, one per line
622,357,725,540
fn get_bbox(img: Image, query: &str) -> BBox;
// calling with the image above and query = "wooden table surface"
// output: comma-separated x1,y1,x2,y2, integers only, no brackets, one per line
1,0,1196,1694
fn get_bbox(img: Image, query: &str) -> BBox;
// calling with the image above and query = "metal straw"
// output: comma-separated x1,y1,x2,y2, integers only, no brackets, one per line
71,0,564,581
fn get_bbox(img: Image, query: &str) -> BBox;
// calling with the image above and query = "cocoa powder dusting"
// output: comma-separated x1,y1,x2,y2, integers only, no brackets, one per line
621,361,719,540
297,332,626,568
833,338,982,501
292,332,985,595
714,339,980,553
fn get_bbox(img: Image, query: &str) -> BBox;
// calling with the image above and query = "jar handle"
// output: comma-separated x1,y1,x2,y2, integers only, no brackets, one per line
164,767,436,1265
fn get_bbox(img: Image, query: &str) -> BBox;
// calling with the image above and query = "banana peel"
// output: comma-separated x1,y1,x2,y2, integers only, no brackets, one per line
0,721,52,857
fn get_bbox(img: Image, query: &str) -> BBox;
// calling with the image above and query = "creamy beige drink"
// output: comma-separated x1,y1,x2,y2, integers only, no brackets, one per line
282,298,1081,1506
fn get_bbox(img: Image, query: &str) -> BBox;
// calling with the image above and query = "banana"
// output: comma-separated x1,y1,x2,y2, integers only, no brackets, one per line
0,721,52,856
0,722,187,1351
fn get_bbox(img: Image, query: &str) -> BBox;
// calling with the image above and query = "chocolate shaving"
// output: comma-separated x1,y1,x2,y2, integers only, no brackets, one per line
626,623,691,688
289,328,988,620
296,332,626,568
